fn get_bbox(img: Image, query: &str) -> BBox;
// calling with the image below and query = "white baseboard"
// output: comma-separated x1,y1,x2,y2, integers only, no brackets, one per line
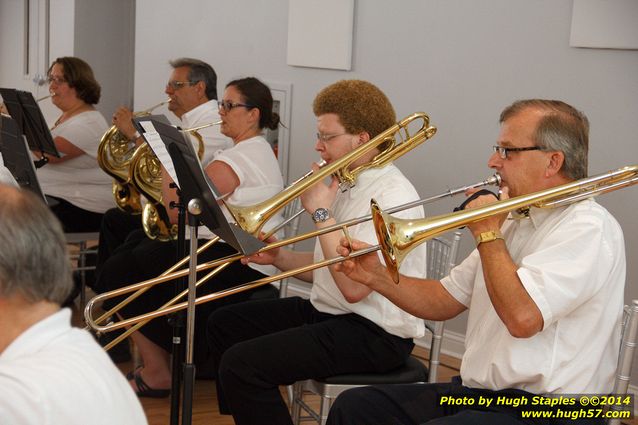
415,328,465,360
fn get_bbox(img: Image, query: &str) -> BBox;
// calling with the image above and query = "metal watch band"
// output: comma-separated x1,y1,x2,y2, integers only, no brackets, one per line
475,230,504,245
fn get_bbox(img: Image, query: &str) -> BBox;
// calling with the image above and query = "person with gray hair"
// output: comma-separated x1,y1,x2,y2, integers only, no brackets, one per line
0,185,147,425
110,56,230,166
98,57,232,265
327,99,626,425
93,57,233,313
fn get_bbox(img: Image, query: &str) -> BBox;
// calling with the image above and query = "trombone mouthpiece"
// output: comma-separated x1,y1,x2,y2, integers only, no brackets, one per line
490,173,502,187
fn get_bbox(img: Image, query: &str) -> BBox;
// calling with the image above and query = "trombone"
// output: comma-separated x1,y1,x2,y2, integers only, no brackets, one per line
86,164,638,334
85,112,438,344
85,173,501,336
373,164,638,283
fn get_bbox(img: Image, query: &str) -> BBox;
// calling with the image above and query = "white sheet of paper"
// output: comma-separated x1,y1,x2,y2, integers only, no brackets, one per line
139,120,180,187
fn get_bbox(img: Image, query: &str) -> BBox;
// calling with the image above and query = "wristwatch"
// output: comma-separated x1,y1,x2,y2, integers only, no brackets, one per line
311,207,331,223
475,230,504,246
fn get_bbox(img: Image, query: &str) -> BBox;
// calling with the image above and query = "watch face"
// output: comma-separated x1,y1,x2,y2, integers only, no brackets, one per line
313,208,330,223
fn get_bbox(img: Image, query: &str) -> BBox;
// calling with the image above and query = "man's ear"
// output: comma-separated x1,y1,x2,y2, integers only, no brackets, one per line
546,151,565,177
356,131,370,147
195,81,206,98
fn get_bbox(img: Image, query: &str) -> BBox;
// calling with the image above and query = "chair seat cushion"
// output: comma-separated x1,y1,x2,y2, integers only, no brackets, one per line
320,356,428,385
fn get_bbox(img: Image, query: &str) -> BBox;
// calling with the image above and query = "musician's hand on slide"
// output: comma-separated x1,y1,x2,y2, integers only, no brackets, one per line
241,233,279,266
300,162,339,214
465,186,510,237
335,237,387,289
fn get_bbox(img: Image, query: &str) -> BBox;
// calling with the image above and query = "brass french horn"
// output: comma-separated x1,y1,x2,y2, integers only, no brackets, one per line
97,100,169,214
129,128,208,241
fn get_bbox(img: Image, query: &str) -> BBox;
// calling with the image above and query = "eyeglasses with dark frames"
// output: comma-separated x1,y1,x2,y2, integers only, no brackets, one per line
493,145,542,159
166,80,197,90
217,100,254,111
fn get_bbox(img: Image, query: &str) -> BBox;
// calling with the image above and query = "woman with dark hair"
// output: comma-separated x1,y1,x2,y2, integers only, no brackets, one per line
96,77,285,397
36,56,112,232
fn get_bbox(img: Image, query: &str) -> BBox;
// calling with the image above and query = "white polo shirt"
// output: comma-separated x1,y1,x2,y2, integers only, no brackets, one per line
442,198,626,394
0,309,147,425
311,164,428,339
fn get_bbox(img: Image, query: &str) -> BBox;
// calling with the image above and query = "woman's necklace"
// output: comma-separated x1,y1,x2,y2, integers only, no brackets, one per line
53,102,92,129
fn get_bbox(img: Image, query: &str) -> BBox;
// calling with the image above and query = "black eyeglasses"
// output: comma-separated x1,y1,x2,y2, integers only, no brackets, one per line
217,100,254,111
493,145,542,159
166,80,196,90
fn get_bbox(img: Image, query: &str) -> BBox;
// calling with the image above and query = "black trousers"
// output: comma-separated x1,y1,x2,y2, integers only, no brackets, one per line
326,377,605,425
206,297,415,425
47,195,104,232
96,236,272,376
95,207,143,274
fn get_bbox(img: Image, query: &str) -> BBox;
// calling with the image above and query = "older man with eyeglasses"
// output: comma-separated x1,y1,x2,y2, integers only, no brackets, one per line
91,58,232,361
326,99,626,425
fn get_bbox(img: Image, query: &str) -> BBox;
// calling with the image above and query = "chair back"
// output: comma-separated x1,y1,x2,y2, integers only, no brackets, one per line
424,231,462,383
426,231,462,280
608,299,638,425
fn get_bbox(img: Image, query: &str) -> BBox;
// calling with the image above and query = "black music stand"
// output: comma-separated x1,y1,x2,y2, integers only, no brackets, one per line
133,115,263,425
0,115,47,202
0,88,60,167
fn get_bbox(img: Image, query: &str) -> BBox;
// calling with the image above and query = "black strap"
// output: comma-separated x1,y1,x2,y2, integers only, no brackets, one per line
453,189,499,213
453,189,499,229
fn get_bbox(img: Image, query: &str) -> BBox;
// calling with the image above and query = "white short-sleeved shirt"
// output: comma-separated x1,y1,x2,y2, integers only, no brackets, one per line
0,309,147,425
180,99,233,166
37,110,113,213
0,153,18,186
311,164,428,339
441,199,626,394
199,135,284,275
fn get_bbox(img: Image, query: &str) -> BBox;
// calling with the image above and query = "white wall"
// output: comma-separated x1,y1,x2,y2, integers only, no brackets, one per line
134,0,637,310
0,0,134,124
3,0,636,383
133,0,638,384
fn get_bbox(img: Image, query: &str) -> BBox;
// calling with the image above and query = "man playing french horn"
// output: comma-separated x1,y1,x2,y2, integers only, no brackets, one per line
206,79,429,425
326,99,626,425
95,57,232,278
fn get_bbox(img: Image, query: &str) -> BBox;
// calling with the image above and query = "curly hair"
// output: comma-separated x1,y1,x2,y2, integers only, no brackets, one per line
48,57,101,105
312,80,396,140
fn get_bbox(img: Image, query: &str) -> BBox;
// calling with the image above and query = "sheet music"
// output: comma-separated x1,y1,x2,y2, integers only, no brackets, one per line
139,120,180,187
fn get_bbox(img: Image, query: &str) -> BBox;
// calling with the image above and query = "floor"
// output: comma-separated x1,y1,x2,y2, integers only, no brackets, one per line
73,296,635,425
75,301,460,425
123,347,460,425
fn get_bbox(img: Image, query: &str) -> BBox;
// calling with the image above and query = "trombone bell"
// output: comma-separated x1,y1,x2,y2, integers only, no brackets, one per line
371,199,422,284
372,165,638,285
